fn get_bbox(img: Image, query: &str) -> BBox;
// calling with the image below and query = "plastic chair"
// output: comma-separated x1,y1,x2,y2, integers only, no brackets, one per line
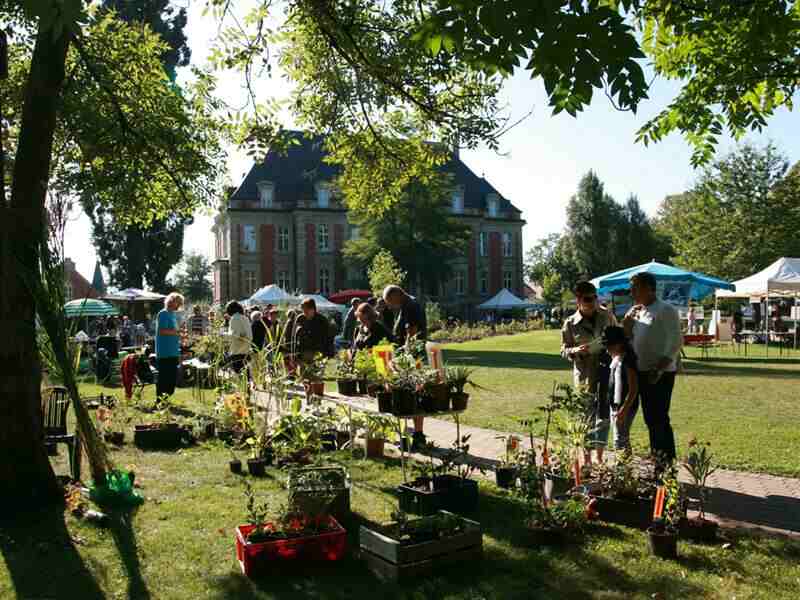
42,387,79,480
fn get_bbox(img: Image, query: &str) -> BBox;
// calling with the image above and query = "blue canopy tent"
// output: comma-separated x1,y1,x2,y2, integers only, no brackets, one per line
590,261,735,303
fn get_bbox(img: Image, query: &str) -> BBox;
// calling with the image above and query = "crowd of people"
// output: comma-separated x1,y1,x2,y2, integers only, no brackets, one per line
561,272,681,469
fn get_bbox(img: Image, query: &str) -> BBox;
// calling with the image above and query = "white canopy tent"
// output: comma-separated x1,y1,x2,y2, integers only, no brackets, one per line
247,284,299,306
477,288,533,311
299,294,346,314
715,258,800,354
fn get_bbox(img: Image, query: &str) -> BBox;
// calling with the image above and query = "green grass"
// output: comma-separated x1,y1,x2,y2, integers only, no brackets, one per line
3,425,800,600
443,330,800,477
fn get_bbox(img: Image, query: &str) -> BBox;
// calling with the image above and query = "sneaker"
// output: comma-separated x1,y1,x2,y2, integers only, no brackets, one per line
410,431,427,453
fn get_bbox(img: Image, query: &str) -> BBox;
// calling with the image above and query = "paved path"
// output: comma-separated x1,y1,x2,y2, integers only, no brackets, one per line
407,417,800,537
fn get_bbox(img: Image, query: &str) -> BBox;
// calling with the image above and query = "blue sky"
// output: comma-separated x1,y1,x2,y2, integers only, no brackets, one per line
64,4,800,283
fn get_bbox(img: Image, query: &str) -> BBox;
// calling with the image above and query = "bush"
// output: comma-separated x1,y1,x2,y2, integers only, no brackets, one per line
429,318,543,343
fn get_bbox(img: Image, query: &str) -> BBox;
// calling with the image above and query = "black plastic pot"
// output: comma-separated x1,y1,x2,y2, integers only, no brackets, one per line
451,392,469,411
391,389,418,416
427,383,451,412
321,430,338,452
592,495,654,530
419,393,435,413
377,391,393,413
546,474,574,497
495,467,517,489
648,527,678,559
134,424,191,450
679,517,718,543
203,422,216,439
229,459,242,474
397,475,479,516
367,383,381,398
104,431,125,446
357,379,368,395
247,458,266,477
337,379,358,396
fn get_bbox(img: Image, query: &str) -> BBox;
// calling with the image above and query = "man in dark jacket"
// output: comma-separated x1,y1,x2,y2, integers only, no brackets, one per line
342,298,362,344
295,298,333,359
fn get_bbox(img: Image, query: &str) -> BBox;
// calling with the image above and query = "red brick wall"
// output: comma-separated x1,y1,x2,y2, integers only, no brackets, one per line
489,232,502,293
67,268,98,299
305,223,317,292
260,224,275,286
468,233,477,294
333,224,344,293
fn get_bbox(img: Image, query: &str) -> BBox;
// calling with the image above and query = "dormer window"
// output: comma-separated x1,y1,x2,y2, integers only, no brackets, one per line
487,194,499,218
451,189,464,213
257,181,274,208
316,183,330,208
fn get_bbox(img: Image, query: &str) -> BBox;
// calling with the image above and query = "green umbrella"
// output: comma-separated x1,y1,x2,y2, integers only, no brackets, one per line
64,299,119,318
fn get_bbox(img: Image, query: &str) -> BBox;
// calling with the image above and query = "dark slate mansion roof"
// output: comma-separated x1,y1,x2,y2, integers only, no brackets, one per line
229,130,521,215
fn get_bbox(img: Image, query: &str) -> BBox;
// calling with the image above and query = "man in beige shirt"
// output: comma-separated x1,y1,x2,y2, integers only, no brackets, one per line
561,281,617,464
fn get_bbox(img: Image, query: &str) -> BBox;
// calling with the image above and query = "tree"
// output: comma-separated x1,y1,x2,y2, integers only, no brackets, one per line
0,5,223,509
368,250,407,297
656,144,800,281
344,177,470,296
172,252,213,303
83,0,194,290
524,233,579,302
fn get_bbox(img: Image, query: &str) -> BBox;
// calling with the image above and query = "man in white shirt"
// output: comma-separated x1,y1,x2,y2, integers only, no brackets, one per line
623,272,682,462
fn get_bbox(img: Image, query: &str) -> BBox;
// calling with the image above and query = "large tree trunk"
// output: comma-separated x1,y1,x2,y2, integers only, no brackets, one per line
0,22,71,508
124,226,146,288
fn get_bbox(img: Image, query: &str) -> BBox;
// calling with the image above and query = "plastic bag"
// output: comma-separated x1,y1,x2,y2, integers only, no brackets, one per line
88,469,144,507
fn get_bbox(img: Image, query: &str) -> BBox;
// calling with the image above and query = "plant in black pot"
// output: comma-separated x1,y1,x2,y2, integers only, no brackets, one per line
245,433,272,477
648,464,683,559
494,435,521,489
445,366,479,411
353,348,379,395
335,351,359,396
591,451,656,530
389,353,421,416
680,437,719,542
229,449,243,474
421,368,450,413
299,353,328,398
97,406,125,446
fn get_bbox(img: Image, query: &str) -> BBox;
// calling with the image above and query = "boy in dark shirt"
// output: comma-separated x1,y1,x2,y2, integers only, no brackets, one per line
602,326,639,453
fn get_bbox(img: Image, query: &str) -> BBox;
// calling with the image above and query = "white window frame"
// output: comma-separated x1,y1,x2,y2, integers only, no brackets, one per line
242,225,257,252
319,267,330,295
503,271,513,290
349,225,360,240
318,224,329,252
455,271,465,296
451,189,464,213
278,271,290,290
316,184,330,208
479,232,487,257
480,272,488,295
503,232,513,257
278,227,290,252
245,270,257,295
257,181,274,208
488,195,499,218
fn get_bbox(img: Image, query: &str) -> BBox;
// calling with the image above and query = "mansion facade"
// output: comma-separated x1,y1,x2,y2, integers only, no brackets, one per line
211,132,525,318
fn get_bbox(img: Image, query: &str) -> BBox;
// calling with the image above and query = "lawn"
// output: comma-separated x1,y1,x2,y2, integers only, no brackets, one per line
3,409,800,600
443,330,800,478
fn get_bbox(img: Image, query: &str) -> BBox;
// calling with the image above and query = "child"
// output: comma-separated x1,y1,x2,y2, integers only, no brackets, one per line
602,326,639,452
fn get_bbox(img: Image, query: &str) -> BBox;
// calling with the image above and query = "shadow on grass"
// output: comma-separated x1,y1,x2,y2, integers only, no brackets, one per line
0,507,105,600
443,348,570,372
108,507,151,600
681,360,800,378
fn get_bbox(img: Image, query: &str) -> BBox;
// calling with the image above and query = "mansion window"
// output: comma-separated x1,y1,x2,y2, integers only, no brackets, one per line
349,225,360,240
488,195,499,218
480,272,488,295
318,224,330,251
455,271,465,296
277,271,290,290
257,181,274,208
503,271,513,290
278,227,290,252
319,267,331,295
503,232,513,257
244,270,257,295
479,232,487,257
242,225,257,252
316,184,330,208
451,189,464,213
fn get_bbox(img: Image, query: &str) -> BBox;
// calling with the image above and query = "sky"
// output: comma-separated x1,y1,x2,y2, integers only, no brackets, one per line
64,3,800,284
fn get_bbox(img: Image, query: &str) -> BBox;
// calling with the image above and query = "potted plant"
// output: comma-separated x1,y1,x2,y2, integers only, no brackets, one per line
299,353,327,398
421,368,450,413
388,353,420,416
229,449,243,474
515,450,597,544
214,391,253,443
335,351,359,396
397,435,482,515
353,348,378,395
245,432,273,476
494,435,521,489
96,406,125,446
364,414,395,459
272,413,321,467
360,509,483,581
590,452,656,529
648,465,683,559
235,483,347,577
287,465,351,524
680,437,719,542
133,394,192,449
445,366,477,411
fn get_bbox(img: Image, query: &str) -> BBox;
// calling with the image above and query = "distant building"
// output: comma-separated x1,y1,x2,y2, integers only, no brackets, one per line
524,283,544,302
211,131,526,318
64,258,100,301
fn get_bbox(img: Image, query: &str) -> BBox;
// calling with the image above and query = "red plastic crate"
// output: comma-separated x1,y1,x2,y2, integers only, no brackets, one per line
235,517,347,577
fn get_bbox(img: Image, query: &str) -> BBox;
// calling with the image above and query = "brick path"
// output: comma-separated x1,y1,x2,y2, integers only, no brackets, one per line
408,417,800,537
